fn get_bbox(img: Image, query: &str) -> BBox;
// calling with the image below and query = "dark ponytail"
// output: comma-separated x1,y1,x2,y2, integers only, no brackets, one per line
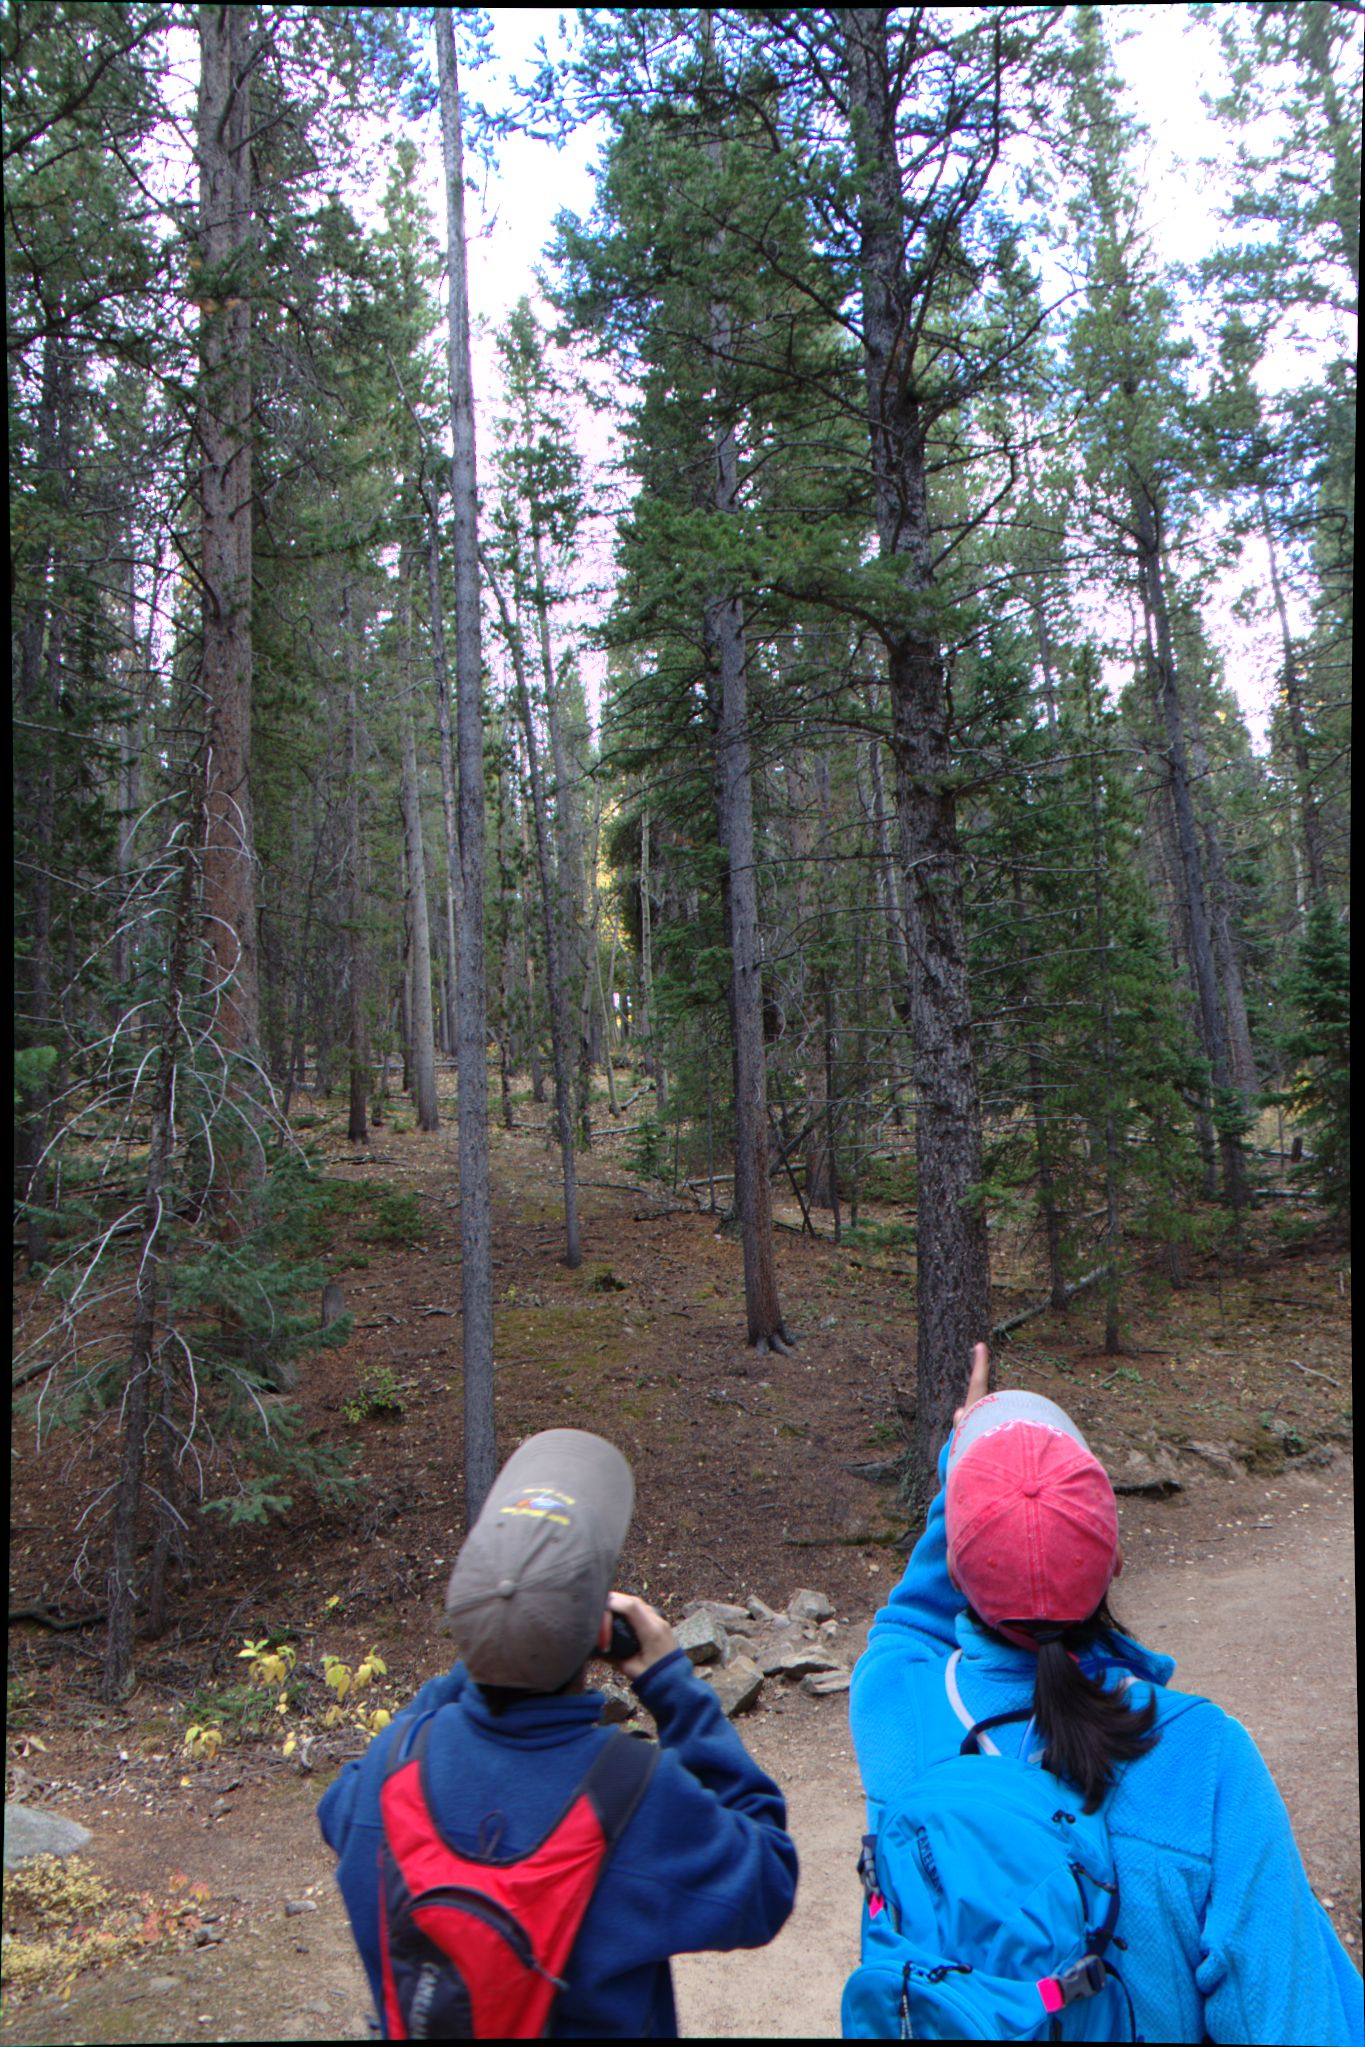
972,1599,1159,1813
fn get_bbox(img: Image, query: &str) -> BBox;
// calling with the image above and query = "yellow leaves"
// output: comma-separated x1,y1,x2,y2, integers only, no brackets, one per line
238,1639,296,1689
322,1653,352,1703
182,1724,222,1764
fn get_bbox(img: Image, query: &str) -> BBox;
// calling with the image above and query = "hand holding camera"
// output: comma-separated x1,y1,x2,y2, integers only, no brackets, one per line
604,1591,676,1681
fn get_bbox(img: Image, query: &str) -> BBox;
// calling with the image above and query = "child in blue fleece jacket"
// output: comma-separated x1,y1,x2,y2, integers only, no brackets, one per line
850,1346,1363,2046
318,1430,796,2038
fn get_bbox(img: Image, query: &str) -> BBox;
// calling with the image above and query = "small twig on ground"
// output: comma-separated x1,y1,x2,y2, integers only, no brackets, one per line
1287,1358,1343,1389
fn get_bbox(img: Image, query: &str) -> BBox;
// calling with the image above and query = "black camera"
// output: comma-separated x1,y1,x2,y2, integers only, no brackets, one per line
607,1611,641,1662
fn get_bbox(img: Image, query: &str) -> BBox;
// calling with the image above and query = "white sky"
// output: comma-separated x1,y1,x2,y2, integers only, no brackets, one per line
435,6,1352,753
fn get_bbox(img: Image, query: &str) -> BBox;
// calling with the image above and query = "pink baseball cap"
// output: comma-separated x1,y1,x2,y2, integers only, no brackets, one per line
945,1391,1119,1640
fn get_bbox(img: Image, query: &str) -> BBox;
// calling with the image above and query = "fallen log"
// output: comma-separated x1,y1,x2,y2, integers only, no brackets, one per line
990,1266,1107,1342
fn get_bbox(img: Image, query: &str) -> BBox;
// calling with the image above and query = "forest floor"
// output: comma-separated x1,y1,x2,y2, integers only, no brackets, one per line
5,1076,1357,2040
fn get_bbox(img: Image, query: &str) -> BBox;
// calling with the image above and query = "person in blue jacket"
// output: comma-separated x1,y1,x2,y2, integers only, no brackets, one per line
318,1427,797,2038
850,1343,1363,2046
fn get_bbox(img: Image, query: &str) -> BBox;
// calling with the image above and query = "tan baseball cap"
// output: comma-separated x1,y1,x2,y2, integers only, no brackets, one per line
444,1430,634,1691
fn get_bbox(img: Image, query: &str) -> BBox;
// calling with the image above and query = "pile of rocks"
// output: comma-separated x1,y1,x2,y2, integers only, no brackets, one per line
601,1588,854,1722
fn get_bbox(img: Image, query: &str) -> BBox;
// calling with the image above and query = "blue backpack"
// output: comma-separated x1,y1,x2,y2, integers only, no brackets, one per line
841,1653,1137,2041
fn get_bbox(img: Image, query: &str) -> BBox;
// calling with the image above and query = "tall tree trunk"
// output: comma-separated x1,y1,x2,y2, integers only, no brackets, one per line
437,13,495,1520
1131,486,1246,1213
638,808,664,1114
198,2,261,1212
1011,866,1067,1308
15,327,69,1269
399,554,440,1131
399,841,413,1099
1083,693,1125,1355
494,714,519,1130
400,698,440,1132
530,527,594,1144
706,294,790,1351
424,485,462,1054
1184,694,1259,1101
103,789,199,1701
484,556,581,1266
1258,488,1327,905
844,10,990,1489
343,590,369,1145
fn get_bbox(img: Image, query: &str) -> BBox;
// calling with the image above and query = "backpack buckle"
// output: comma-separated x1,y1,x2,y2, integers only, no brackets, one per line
1053,1954,1107,2006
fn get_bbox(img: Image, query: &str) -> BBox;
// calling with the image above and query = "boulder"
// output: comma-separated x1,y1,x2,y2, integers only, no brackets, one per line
4,1804,92,1870
675,1611,726,1665
759,1645,845,1681
746,1595,783,1623
1106,1445,1182,1497
703,1654,764,1717
598,1683,636,1725
788,1588,834,1623
1180,1440,1242,1478
683,1600,751,1626
801,1669,852,1698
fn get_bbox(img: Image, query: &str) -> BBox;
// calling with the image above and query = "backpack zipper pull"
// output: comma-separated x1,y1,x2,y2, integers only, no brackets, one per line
857,1835,885,1916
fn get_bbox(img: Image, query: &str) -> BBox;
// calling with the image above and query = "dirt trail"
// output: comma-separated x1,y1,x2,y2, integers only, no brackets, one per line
672,1454,1359,2037
7,1458,1355,2044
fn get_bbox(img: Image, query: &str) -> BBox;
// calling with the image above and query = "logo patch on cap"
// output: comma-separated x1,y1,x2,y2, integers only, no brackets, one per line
500,1487,576,1527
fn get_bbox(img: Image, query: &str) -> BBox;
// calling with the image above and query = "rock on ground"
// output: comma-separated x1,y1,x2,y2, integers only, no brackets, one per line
788,1588,835,1622
3,1804,92,1869
701,1654,764,1717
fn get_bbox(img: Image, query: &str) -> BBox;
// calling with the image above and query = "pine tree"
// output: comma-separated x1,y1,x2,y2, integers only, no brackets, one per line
1276,899,1350,1227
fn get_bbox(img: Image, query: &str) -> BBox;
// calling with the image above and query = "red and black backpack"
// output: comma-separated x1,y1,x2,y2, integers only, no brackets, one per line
377,1715,658,2040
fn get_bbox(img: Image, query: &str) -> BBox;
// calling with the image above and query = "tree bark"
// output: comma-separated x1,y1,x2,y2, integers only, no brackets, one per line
1184,693,1259,1101
530,529,594,1146
1258,487,1327,905
843,9,991,1489
437,13,495,1521
198,2,262,1205
705,285,790,1350
15,327,69,1269
399,694,440,1132
424,485,462,1053
103,789,199,1701
342,588,369,1145
637,808,664,1114
1131,486,1246,1213
485,553,582,1266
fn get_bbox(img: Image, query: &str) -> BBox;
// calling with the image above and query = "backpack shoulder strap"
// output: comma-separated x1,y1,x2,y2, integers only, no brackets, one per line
578,1730,659,1852
384,1708,438,1780
943,1649,1034,1758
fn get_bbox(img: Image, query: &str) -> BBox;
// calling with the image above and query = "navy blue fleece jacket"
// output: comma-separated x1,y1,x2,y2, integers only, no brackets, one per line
850,1443,1363,2046
317,1647,797,2037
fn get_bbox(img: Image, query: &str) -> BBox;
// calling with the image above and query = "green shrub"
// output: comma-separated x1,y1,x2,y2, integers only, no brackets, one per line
365,1190,426,1247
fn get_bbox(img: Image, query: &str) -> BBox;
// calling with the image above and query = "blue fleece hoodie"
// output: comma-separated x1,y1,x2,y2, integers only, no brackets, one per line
849,1444,1363,2045
317,1646,797,2038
